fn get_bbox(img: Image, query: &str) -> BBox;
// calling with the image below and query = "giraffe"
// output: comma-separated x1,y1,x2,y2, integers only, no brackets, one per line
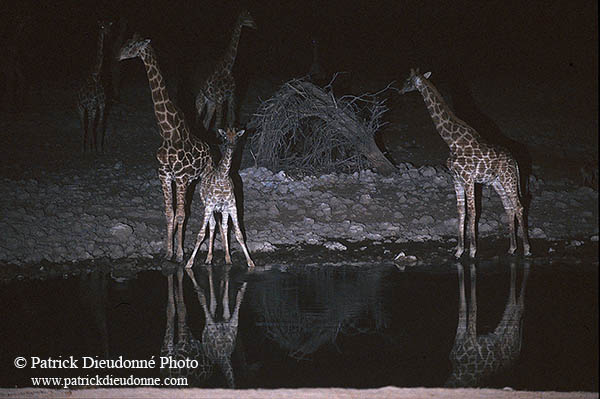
186,128,255,269
195,10,256,131
161,266,214,385
399,69,531,258
186,264,248,388
108,15,128,102
446,261,529,387
77,20,112,152
118,35,213,262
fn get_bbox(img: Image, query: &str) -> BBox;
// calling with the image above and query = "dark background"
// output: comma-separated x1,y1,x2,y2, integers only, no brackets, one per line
2,0,597,88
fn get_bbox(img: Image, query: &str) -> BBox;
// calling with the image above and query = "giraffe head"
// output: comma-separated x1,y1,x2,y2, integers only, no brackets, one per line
399,68,432,94
238,10,257,29
118,33,151,61
218,128,246,147
98,19,113,36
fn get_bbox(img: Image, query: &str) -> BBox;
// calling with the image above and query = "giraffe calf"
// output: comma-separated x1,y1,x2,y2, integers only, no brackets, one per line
186,128,255,269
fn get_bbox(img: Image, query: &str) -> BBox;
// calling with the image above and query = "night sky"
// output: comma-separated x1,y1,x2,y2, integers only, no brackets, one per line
2,0,597,88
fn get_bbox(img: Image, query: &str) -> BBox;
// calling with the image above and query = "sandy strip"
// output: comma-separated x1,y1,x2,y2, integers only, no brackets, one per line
0,387,597,399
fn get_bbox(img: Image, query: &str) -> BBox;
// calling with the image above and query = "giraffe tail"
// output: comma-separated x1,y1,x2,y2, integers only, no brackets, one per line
515,159,526,200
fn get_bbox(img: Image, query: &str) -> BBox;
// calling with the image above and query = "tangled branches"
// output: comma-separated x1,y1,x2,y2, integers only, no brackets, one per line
248,78,396,175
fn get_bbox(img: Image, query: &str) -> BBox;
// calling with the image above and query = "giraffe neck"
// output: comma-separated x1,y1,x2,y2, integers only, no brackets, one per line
112,18,127,56
216,143,236,179
220,357,235,388
416,79,462,149
138,45,189,141
92,29,106,79
220,21,244,73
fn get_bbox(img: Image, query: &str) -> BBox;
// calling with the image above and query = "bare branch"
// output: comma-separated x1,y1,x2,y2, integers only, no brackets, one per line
248,78,397,175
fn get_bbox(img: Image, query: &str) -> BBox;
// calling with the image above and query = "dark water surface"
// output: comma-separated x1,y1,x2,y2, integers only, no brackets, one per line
1,248,597,391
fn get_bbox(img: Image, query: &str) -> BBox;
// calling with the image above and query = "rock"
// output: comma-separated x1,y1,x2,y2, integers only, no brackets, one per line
110,223,134,240
418,215,435,224
348,224,365,233
420,166,437,177
275,170,287,180
479,223,494,233
109,245,125,259
394,251,418,264
359,194,372,204
408,169,420,178
530,227,547,239
251,241,276,252
366,233,383,240
324,241,347,251
286,203,299,211
268,204,280,216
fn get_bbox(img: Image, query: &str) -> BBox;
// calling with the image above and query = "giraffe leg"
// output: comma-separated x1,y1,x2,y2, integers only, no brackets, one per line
161,274,175,357
468,263,477,336
465,181,477,258
175,267,189,342
226,96,236,128
230,209,255,269
215,103,224,130
174,180,189,263
219,214,230,264
205,212,217,264
112,63,121,101
222,271,231,320
207,264,217,315
221,211,232,264
456,263,467,334
203,101,216,131
515,200,531,256
453,181,466,258
508,260,517,305
80,108,88,152
160,175,176,261
184,265,202,298
98,103,106,153
91,107,99,153
492,181,517,255
195,96,205,127
185,207,212,269
87,108,97,152
232,282,247,322
519,260,530,306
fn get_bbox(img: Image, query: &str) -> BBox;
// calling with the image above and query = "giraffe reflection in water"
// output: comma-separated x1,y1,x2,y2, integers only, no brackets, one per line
78,269,109,358
161,267,214,386
185,265,248,388
446,261,530,387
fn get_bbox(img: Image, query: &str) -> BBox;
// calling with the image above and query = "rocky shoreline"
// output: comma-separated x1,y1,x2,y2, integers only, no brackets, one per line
1,159,597,266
